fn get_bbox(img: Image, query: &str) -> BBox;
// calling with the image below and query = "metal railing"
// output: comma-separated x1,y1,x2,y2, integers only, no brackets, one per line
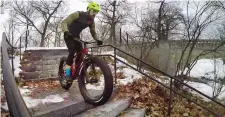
90,44,225,117
1,32,31,117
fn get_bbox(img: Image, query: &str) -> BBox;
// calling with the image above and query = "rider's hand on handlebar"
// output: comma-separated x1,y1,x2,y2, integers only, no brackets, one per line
96,40,103,46
64,31,73,39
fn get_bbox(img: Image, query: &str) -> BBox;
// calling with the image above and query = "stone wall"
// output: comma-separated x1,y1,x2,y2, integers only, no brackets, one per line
118,40,225,75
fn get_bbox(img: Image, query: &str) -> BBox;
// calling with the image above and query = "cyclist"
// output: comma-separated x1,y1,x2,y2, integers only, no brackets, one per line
61,1,103,79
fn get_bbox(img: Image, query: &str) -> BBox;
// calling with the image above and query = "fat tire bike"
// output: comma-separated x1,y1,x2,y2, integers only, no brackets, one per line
58,39,113,105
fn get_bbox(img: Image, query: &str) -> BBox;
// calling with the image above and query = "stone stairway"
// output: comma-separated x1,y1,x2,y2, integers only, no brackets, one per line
19,49,146,117
19,49,68,80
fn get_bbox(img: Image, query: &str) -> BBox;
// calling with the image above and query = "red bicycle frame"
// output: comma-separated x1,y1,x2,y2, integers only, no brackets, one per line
71,47,89,78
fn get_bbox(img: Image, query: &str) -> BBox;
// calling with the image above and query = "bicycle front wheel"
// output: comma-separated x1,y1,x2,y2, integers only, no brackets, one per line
78,56,113,105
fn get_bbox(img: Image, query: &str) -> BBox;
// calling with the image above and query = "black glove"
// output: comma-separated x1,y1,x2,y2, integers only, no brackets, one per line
64,31,73,39
96,40,103,45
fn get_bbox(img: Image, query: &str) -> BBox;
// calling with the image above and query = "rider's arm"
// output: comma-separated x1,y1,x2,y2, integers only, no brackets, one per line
61,12,80,33
89,22,98,40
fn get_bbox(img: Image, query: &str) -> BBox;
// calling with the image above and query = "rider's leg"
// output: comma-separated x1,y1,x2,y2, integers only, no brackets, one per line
74,40,83,64
64,37,76,77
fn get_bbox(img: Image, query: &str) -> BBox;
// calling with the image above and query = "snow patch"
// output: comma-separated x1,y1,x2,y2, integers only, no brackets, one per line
23,92,68,108
17,87,69,108
190,59,225,79
117,68,143,85
23,97,41,108
187,82,225,101
41,94,65,104
19,87,32,96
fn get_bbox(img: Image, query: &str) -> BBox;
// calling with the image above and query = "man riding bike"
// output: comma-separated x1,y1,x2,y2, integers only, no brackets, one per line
61,1,103,80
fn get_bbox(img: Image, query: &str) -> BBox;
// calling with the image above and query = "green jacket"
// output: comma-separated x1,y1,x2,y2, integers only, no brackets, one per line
61,11,98,40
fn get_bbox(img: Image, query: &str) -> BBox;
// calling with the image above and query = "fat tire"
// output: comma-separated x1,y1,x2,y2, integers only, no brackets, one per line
78,56,113,106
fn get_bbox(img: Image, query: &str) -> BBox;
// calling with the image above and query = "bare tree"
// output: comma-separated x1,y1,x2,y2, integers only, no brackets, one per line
97,21,111,43
139,0,183,41
121,1,182,71
124,2,156,71
211,57,225,99
47,4,68,47
1,0,4,14
12,0,63,47
48,18,62,47
4,10,17,45
99,0,131,46
210,3,225,98
0,0,11,14
174,1,225,89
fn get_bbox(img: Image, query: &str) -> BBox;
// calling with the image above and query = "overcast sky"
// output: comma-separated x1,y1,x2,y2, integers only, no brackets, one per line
1,0,224,42
65,0,148,15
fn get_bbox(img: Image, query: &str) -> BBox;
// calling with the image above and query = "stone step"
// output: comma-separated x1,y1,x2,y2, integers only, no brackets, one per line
22,55,67,62
20,64,59,72
32,82,92,117
20,70,58,80
24,49,68,56
21,60,60,65
22,53,67,60
73,98,132,117
32,82,119,117
119,108,146,117
42,55,68,60
20,55,67,65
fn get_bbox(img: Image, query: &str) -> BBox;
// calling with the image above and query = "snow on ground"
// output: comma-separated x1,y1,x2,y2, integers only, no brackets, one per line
187,81,225,101
189,59,225,79
182,58,225,101
2,87,69,109
117,68,143,85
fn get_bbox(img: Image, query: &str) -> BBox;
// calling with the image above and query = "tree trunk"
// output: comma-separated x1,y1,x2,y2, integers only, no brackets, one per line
157,1,164,41
111,0,116,46
25,23,29,49
40,34,45,47
54,32,57,47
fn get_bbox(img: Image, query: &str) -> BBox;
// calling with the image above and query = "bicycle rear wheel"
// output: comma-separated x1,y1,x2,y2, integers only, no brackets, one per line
78,56,113,105
58,56,73,90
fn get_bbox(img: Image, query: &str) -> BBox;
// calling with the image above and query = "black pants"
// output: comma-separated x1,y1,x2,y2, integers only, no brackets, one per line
64,36,83,66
